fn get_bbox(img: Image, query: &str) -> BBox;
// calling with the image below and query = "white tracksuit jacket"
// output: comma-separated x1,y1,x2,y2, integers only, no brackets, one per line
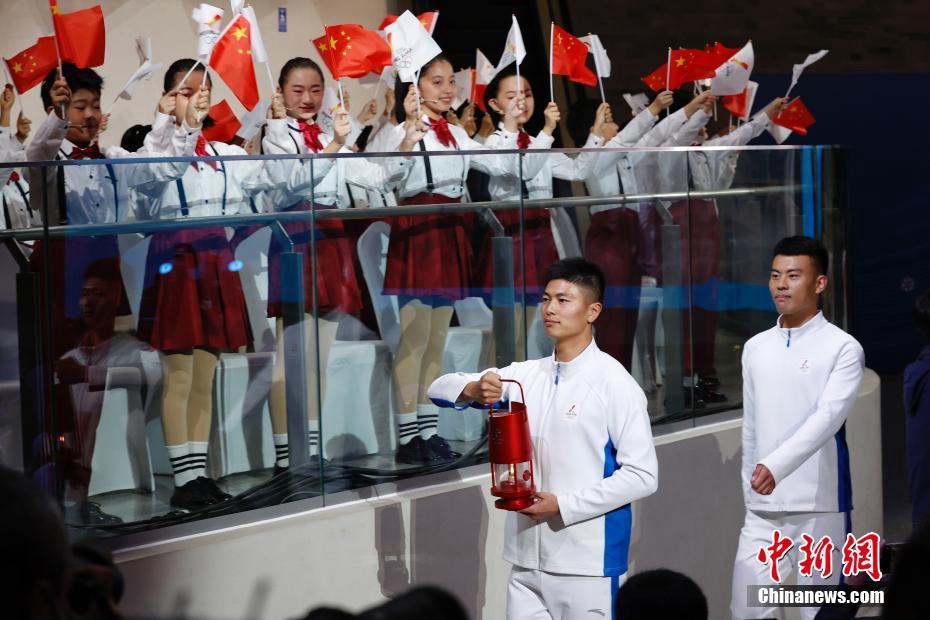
428,339,658,577
741,312,865,513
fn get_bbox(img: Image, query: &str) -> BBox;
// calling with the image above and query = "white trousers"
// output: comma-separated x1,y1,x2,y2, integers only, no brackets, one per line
731,510,847,620
507,565,626,620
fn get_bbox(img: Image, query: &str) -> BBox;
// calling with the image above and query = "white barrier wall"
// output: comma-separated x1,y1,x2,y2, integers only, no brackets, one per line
115,370,881,620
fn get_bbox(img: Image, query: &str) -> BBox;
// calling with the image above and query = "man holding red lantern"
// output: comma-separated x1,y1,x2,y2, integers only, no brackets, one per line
429,258,659,619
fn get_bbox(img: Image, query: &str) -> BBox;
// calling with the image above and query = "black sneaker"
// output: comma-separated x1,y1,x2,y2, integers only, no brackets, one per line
67,501,123,526
695,384,727,404
272,464,288,477
697,375,721,391
195,476,232,502
396,436,438,464
170,479,218,510
425,434,462,462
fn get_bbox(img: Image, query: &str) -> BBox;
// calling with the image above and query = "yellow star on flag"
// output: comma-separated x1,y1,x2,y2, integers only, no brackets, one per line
233,26,247,41
329,36,338,50
12,62,22,73
318,41,328,53
676,57,686,67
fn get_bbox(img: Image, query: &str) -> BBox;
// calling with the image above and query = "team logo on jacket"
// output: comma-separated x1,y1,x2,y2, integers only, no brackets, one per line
799,359,811,373
563,404,578,420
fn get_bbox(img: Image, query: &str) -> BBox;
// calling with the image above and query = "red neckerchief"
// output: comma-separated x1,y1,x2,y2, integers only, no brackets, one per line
7,171,20,184
429,116,458,148
297,121,324,152
69,143,103,160
517,129,530,149
194,135,218,170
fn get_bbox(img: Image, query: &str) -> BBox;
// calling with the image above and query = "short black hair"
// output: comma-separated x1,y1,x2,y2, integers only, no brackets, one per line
119,124,151,152
41,62,103,110
394,54,452,123
544,258,605,303
163,58,212,92
914,289,930,342
615,569,708,620
278,57,324,90
773,235,829,276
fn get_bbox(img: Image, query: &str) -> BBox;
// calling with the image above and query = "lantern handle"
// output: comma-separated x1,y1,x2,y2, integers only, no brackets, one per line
488,379,526,416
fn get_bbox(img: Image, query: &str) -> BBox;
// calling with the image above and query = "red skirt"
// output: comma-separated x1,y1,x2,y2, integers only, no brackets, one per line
137,227,250,352
383,194,472,301
476,208,559,303
266,203,363,317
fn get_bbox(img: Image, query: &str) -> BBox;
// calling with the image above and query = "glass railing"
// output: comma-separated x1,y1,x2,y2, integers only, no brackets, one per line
0,143,847,539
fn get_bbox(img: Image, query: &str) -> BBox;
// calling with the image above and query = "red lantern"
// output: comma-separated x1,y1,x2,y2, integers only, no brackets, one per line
488,379,536,511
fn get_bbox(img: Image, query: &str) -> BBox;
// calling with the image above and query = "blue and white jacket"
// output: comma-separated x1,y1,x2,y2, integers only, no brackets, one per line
742,312,865,513
428,339,658,577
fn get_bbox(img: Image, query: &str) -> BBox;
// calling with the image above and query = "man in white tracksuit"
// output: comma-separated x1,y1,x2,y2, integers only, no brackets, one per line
731,236,865,619
428,258,658,619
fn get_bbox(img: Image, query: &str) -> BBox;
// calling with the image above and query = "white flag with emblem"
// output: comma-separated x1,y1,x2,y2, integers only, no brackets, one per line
496,14,526,72
384,10,442,83
711,41,754,96
192,3,225,61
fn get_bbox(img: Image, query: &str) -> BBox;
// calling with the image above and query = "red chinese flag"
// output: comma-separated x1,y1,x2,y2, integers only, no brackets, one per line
53,5,106,68
209,15,260,111
312,24,392,80
723,86,750,118
705,42,741,67
202,100,241,143
668,49,718,87
641,63,669,92
551,24,596,87
4,37,59,94
773,97,816,136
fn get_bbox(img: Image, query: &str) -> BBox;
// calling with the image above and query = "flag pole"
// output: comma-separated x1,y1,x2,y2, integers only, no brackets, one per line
1,62,24,116
513,15,522,108
49,4,66,119
178,59,203,88
591,33,605,104
665,47,671,117
414,68,421,119
337,77,346,111
263,61,276,95
548,22,554,103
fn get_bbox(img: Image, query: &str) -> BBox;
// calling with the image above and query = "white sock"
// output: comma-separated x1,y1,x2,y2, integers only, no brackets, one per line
187,441,209,481
167,443,198,487
308,429,320,458
418,403,439,440
397,411,418,445
273,433,289,468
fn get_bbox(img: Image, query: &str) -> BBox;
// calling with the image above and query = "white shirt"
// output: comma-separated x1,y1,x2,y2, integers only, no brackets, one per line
1,173,38,229
262,118,396,209
133,124,289,221
741,312,865,512
586,108,661,214
688,112,771,192
484,125,601,201
428,339,658,577
26,111,194,224
382,118,525,199
0,126,26,187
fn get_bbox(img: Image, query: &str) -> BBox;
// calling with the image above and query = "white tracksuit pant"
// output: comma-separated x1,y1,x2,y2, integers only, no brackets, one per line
507,566,626,620
731,510,847,620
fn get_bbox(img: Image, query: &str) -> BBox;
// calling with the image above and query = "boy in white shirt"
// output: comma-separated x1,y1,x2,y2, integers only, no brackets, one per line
428,258,658,619
731,236,865,619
